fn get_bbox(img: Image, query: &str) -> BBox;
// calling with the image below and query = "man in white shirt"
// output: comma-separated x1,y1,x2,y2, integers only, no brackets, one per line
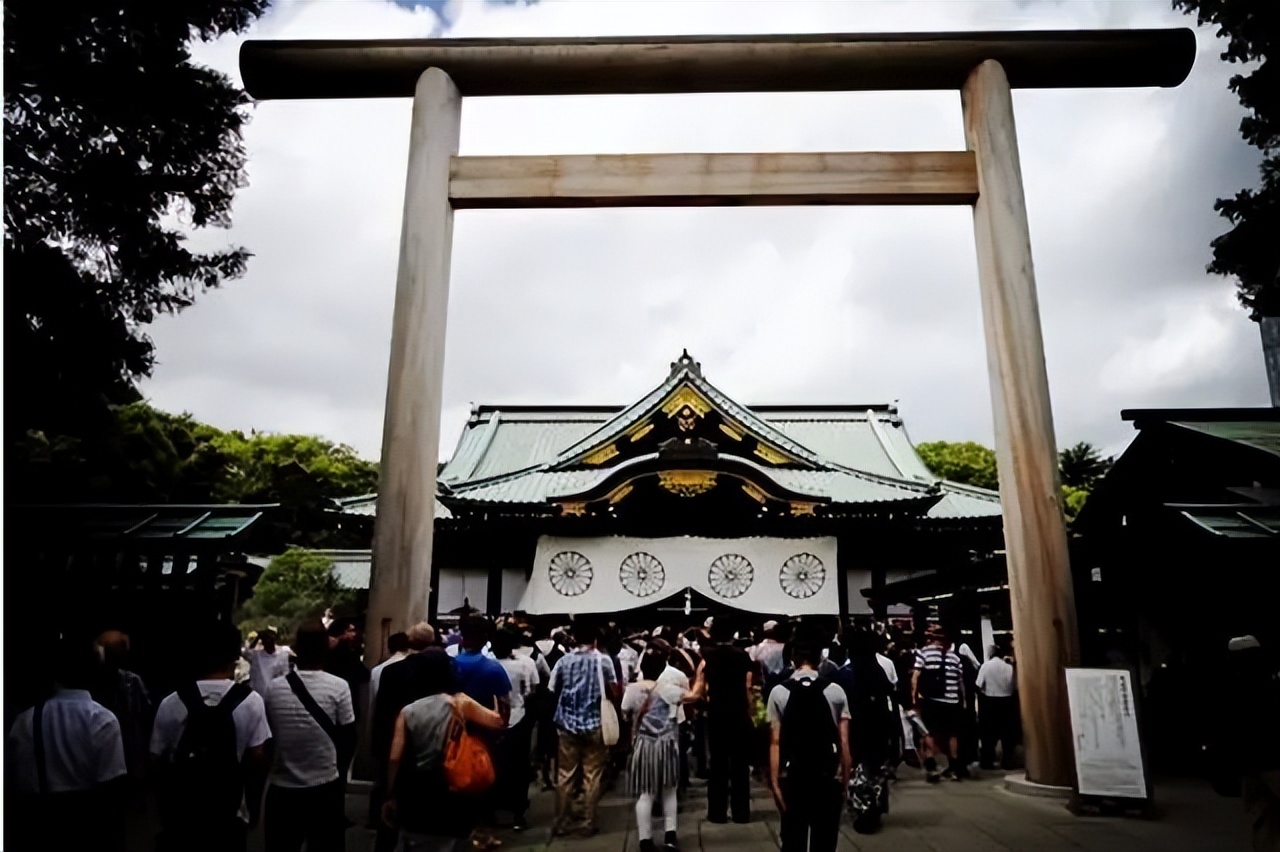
368,631,410,717
751,621,788,686
493,630,541,830
6,637,128,852
152,623,271,852
975,641,1018,770
243,627,292,696
264,625,356,852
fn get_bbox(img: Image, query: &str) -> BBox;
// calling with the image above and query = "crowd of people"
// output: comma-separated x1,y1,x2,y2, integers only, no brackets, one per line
5,612,1026,852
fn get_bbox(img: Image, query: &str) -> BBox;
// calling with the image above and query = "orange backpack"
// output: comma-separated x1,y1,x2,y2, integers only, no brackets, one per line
443,700,496,795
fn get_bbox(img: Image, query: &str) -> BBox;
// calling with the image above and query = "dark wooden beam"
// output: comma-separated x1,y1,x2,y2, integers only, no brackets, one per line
240,29,1195,101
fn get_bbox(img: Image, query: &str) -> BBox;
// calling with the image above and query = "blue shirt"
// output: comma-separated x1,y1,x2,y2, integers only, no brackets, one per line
550,648,616,735
454,650,511,711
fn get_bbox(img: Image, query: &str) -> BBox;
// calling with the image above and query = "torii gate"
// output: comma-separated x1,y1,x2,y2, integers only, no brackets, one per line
240,29,1194,788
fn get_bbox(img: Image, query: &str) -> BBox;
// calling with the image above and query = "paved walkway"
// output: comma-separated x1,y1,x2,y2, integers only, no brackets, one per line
315,770,1249,852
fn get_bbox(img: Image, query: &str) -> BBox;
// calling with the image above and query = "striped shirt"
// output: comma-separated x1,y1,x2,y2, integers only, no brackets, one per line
914,645,963,704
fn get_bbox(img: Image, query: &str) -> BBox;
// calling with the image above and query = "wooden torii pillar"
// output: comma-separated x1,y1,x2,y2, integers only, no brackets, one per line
241,30,1194,788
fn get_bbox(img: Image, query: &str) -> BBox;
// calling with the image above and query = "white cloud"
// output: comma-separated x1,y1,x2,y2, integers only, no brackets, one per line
140,0,1271,463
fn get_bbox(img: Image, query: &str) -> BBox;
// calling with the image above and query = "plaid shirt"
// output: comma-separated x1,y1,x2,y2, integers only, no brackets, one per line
549,648,615,734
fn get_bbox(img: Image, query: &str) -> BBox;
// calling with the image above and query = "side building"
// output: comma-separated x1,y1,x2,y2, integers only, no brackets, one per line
340,352,1003,631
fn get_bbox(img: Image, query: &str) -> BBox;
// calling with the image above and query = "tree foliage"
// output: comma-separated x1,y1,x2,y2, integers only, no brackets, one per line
916,441,999,491
236,548,355,640
1173,0,1280,318
917,439,1113,523
1058,441,1114,490
13,402,378,547
4,0,268,441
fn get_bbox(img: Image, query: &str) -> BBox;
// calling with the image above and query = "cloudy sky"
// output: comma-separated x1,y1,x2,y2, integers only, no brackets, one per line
139,0,1271,464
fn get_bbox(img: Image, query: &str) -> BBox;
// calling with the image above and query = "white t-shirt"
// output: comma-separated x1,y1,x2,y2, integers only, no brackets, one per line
876,653,899,687
976,657,1016,698
766,670,852,727
264,670,355,788
243,646,293,696
498,656,541,727
7,689,127,793
617,645,639,684
369,651,408,714
150,679,272,821
656,664,690,723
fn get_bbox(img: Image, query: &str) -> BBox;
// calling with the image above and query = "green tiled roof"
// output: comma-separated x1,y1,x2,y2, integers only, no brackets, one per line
346,353,1002,520
15,504,275,542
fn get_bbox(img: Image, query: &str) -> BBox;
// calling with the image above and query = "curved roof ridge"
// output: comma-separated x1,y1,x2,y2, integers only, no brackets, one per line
552,351,831,469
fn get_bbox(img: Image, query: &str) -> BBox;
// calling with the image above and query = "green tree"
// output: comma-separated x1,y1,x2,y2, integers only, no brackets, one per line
916,441,1000,490
1057,441,1113,490
236,548,356,640
1172,0,1278,318
4,0,268,443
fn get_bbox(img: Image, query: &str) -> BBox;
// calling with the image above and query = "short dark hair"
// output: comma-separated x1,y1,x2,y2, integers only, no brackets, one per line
387,632,410,654
327,618,357,638
490,629,517,660
826,642,849,666
459,614,491,647
640,647,668,680
710,618,734,644
295,624,331,666
573,621,602,647
53,636,102,689
195,623,244,676
790,640,821,669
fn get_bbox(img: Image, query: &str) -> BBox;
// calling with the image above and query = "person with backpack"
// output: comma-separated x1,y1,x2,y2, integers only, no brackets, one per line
6,635,128,852
766,639,851,852
912,625,967,781
150,623,271,852
381,649,506,852
262,624,356,852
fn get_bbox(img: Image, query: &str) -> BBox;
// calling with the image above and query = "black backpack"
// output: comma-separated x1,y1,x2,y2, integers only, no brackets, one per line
780,677,839,779
916,648,948,699
162,682,252,826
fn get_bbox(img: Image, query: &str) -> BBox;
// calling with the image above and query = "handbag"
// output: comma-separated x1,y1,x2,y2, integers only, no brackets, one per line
443,699,496,794
598,655,620,747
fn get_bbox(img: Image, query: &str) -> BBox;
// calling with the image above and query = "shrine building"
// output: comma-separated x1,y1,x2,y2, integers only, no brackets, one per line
340,352,1004,624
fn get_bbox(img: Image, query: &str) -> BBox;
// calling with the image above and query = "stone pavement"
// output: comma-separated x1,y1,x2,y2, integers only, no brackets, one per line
317,770,1250,852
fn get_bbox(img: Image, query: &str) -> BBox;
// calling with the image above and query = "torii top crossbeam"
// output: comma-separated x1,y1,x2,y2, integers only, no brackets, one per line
240,29,1195,100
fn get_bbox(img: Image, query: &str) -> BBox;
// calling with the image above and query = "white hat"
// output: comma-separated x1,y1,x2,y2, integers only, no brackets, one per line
704,617,715,629
1228,635,1261,652
763,620,779,632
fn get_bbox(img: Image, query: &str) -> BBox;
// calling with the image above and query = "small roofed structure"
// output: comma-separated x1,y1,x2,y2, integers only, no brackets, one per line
1073,408,1280,773
5,503,279,718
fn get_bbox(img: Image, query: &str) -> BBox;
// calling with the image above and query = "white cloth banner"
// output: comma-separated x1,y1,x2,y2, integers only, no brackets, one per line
519,536,839,616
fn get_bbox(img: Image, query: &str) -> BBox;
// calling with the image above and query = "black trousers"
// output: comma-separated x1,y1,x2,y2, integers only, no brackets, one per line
265,780,346,852
979,694,1019,769
779,777,843,852
496,716,535,819
706,721,751,822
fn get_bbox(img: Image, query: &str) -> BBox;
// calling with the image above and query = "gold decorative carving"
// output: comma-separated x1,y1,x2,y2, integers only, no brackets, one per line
753,443,790,465
741,482,766,504
582,443,619,465
660,385,713,418
560,502,588,517
790,501,818,516
608,484,634,504
628,422,654,442
658,470,718,498
719,422,744,442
